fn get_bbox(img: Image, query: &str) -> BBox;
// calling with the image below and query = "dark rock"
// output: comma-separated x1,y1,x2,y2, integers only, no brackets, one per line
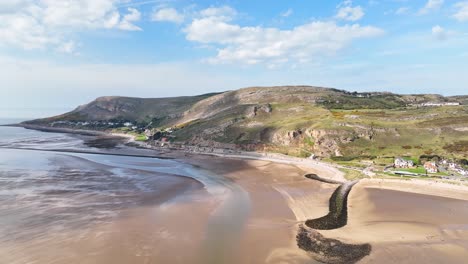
305,180,358,230
297,225,371,264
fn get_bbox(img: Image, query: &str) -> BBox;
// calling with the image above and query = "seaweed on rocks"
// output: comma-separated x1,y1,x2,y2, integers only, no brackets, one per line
305,180,358,230
298,175,371,263
305,173,344,185
84,137,123,149
297,225,371,264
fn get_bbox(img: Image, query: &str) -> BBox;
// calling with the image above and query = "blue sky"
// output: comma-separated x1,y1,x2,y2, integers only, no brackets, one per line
1,0,468,116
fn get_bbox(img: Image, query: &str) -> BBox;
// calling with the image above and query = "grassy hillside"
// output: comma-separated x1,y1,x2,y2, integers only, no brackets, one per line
29,93,219,126
26,86,468,161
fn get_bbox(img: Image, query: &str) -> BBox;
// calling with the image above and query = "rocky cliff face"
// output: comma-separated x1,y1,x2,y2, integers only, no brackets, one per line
270,128,355,157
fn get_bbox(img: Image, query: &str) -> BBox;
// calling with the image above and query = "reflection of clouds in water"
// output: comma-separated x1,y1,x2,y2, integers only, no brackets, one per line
0,126,252,264
0,149,199,243
0,126,83,149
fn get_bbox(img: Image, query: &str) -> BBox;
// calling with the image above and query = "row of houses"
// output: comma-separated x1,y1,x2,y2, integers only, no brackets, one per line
49,120,155,133
447,163,468,176
418,102,461,107
394,157,468,175
394,158,438,174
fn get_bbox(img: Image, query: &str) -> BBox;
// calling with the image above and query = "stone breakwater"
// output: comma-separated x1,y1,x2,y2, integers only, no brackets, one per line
304,173,344,185
297,225,371,264
297,174,371,264
305,179,357,230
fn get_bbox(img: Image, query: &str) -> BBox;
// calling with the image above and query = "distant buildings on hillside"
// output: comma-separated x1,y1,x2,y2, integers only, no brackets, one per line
393,157,468,176
424,161,438,173
417,102,461,107
394,157,414,168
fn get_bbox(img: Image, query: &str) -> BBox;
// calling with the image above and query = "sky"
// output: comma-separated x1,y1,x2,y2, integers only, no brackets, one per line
1,0,468,115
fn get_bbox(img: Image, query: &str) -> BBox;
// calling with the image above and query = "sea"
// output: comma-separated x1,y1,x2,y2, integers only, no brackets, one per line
0,117,250,263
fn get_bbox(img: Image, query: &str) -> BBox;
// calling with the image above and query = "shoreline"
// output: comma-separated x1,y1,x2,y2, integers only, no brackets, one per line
4,124,468,263
11,123,468,204
10,123,110,136
13,123,347,182
14,123,468,196
0,146,173,159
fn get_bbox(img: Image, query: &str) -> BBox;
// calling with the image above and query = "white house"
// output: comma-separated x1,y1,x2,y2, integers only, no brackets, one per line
448,163,458,170
424,162,438,173
395,157,414,168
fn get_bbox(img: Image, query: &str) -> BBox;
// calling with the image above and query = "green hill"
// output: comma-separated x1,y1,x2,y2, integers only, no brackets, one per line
25,86,468,160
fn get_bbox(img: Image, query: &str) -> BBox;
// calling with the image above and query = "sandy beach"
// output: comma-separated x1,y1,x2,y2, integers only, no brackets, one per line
163,154,468,263
2,125,468,263
176,155,338,263
175,152,468,263
0,149,330,264
317,179,468,263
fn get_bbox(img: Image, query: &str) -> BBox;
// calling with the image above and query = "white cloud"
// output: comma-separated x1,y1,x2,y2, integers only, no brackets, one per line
281,8,293,18
0,0,28,13
395,7,410,15
419,0,444,15
0,13,57,50
336,1,365,21
432,25,447,40
199,6,237,20
453,1,468,21
118,8,142,30
57,41,78,54
185,7,383,65
151,7,184,24
0,0,142,52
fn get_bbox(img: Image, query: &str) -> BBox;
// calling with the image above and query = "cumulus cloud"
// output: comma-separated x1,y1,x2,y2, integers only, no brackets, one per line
185,6,383,66
453,1,468,21
0,0,142,51
118,8,142,31
151,7,184,24
335,1,365,21
199,6,237,20
419,0,444,15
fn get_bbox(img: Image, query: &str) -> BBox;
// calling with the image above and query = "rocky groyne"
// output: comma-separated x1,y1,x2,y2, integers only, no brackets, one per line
297,225,371,264
297,175,371,263
305,180,358,230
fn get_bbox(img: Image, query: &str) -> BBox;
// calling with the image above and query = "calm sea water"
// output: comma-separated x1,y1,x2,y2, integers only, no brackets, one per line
0,121,250,263
0,125,183,241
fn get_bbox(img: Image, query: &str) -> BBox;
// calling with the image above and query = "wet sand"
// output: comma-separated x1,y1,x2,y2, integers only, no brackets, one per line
0,149,210,264
4,147,468,263
0,150,328,264
178,155,336,264
184,156,468,264
3,126,468,263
